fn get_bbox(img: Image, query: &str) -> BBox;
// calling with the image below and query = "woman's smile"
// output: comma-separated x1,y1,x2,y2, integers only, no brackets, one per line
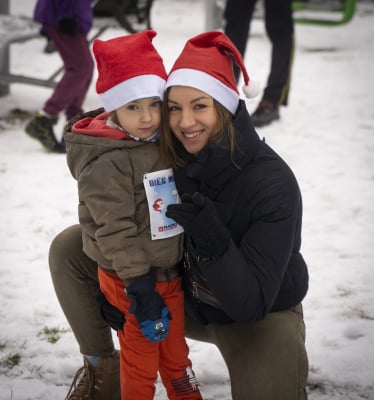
182,129,205,139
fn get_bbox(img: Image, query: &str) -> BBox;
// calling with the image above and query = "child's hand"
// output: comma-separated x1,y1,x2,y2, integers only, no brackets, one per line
138,306,170,342
125,277,171,342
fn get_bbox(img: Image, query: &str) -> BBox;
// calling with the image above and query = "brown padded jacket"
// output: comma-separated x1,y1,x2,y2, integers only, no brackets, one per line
64,109,183,284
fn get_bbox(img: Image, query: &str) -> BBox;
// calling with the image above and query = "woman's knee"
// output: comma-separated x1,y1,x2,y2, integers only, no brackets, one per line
49,225,82,271
213,308,308,399
48,224,97,284
49,224,99,293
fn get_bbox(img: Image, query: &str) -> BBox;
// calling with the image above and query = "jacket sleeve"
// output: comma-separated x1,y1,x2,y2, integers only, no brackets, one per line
78,151,151,281
201,173,302,322
56,0,77,20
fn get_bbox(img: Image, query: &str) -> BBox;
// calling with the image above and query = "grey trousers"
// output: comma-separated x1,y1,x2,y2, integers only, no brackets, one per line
49,224,308,400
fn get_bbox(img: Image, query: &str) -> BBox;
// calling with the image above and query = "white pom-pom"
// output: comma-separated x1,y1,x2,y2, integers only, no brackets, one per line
242,80,261,98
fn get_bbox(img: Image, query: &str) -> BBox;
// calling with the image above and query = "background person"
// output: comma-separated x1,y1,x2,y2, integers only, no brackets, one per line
25,0,94,153
224,0,294,126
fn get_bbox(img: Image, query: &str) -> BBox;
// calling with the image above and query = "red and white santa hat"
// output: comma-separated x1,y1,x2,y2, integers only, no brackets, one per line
166,31,260,114
93,30,167,112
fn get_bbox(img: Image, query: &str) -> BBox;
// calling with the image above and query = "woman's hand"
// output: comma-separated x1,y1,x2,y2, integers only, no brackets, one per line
166,192,230,259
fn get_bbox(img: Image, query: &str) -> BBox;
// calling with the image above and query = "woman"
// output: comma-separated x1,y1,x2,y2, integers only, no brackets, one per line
161,31,309,400
49,31,309,400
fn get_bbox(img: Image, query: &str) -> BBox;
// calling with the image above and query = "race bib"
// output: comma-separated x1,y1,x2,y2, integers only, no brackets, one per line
143,168,184,240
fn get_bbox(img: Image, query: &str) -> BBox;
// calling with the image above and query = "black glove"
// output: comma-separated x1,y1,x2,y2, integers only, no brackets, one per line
58,18,77,36
166,192,230,259
96,291,125,331
125,277,171,342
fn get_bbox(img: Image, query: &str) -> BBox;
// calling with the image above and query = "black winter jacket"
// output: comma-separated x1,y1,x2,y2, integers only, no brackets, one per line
175,100,309,323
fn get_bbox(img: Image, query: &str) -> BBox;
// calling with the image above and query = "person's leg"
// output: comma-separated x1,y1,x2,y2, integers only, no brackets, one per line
49,225,115,356
224,0,257,81
184,311,211,340
49,225,120,400
251,0,294,126
158,278,203,399
43,25,94,120
262,0,294,106
98,268,159,399
212,305,308,400
63,36,94,121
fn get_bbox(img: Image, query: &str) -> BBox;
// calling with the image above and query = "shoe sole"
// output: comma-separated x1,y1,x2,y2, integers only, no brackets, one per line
25,126,65,153
252,115,280,127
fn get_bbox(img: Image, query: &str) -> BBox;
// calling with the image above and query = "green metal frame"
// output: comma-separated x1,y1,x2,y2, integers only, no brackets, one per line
292,0,356,26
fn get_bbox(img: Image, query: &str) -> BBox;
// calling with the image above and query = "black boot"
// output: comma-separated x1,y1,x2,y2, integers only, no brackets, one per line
25,113,66,153
251,100,280,127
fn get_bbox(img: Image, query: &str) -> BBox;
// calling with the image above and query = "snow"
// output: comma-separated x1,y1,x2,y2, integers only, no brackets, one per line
1,0,374,399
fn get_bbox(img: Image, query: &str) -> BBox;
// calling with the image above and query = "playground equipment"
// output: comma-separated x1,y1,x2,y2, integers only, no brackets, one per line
293,0,356,26
0,0,155,96
93,0,154,33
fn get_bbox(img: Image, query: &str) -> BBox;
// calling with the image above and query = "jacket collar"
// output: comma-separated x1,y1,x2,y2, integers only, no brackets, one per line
175,100,260,196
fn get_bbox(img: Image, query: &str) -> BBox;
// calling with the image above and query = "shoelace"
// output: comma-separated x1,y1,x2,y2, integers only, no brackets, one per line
64,364,95,400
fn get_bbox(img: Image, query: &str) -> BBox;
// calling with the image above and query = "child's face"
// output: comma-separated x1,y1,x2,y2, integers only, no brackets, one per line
116,97,162,139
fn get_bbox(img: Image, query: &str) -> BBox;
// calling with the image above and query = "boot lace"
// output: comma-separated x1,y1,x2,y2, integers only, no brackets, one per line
65,363,95,400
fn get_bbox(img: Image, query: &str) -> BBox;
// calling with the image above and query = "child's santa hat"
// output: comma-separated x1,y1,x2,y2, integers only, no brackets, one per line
93,30,167,112
166,31,260,114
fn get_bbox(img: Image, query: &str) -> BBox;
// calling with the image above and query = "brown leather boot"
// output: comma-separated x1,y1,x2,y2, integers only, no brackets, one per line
65,351,120,400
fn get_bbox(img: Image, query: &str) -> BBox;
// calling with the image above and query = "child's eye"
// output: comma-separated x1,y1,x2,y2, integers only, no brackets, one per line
126,104,138,111
151,100,162,108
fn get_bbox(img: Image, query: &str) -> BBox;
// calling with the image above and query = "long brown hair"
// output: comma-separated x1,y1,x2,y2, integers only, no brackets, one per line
160,87,236,168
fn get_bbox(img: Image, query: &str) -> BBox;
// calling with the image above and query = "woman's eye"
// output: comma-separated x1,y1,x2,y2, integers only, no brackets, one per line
168,106,179,112
194,103,207,110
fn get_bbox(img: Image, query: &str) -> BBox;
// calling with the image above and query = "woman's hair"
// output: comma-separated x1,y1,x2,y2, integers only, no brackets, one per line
109,111,118,125
160,87,236,168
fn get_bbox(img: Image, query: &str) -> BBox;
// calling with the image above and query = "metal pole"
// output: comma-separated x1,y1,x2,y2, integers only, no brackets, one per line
205,0,223,31
0,0,10,96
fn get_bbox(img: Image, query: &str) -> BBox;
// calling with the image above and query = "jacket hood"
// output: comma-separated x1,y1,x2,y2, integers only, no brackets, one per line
64,108,145,180
72,111,130,140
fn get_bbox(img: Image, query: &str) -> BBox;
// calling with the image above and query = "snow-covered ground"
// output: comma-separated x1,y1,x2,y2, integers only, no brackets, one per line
1,1,374,399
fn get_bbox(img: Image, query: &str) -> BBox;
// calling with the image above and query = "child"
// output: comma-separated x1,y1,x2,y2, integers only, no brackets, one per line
64,31,202,400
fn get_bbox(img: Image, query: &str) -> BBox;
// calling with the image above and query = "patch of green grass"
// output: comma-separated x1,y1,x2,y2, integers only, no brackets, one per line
37,326,70,344
0,353,21,369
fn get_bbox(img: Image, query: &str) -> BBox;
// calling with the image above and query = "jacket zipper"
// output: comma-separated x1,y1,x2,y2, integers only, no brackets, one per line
184,251,221,307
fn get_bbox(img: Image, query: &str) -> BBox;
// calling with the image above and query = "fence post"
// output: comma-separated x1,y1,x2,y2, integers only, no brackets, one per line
0,0,10,96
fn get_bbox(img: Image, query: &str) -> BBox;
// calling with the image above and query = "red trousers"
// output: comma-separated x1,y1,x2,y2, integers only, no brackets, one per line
98,269,203,400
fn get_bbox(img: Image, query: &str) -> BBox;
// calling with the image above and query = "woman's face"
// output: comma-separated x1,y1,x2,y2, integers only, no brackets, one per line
167,86,219,155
